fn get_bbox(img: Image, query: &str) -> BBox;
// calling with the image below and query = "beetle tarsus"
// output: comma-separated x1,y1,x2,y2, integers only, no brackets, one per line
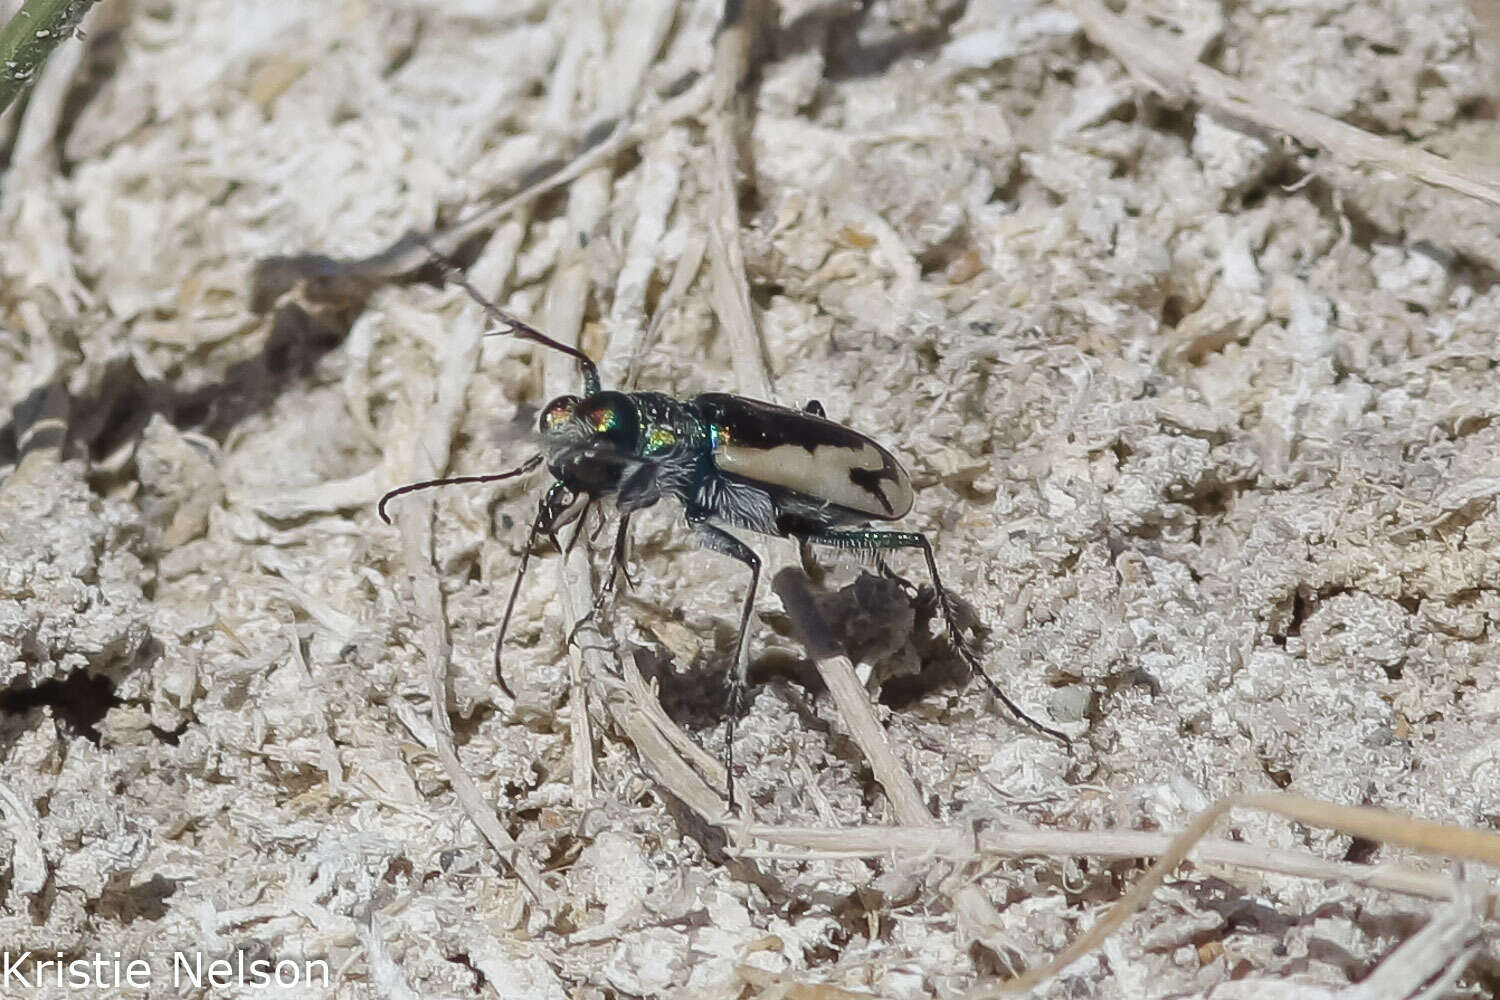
724,674,747,814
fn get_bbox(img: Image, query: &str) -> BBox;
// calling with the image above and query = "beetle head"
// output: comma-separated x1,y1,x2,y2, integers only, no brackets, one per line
539,391,642,497
539,392,638,447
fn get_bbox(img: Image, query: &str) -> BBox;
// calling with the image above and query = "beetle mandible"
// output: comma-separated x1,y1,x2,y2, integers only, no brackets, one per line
379,259,1068,807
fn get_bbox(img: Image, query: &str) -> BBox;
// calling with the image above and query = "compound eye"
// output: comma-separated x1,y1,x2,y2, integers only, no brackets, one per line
539,395,579,434
579,393,638,450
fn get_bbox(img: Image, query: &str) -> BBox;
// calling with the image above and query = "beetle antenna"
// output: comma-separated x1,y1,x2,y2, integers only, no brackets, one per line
378,454,545,524
415,236,601,395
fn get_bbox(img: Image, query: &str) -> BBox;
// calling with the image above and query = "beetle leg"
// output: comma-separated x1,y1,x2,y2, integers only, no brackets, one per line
605,513,636,593
686,513,761,812
564,513,633,650
588,503,610,543
495,481,571,699
801,529,1069,747
617,463,663,514
802,399,825,417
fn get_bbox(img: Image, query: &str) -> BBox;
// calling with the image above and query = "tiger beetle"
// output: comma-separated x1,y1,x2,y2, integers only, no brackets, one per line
379,258,1068,808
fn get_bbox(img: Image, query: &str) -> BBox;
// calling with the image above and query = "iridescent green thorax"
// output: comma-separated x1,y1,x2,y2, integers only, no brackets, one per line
644,425,678,454
627,391,704,458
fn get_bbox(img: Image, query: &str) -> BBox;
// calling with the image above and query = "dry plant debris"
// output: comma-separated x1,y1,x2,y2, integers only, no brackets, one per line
1,0,1499,997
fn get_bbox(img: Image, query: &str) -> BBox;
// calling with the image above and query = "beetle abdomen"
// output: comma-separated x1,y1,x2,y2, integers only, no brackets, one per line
693,393,913,521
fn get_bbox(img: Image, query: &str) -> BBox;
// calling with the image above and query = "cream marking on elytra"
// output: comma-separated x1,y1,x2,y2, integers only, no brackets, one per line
713,440,913,520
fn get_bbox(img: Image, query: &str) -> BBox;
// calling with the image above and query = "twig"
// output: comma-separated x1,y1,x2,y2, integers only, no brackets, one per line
736,965,892,999
546,162,610,809
632,228,705,389
574,619,728,821
771,571,930,825
1341,877,1484,1000
618,646,726,786
537,0,698,813
735,821,1499,911
406,534,552,908
248,70,711,313
702,8,1028,959
705,0,932,828
605,126,688,390
1065,0,1500,209
393,237,552,909
984,793,1500,996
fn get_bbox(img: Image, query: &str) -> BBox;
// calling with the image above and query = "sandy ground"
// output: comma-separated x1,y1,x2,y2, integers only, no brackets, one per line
1,0,1499,997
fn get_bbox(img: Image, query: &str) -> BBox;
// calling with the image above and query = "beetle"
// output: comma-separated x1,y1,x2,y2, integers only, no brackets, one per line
379,258,1067,806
